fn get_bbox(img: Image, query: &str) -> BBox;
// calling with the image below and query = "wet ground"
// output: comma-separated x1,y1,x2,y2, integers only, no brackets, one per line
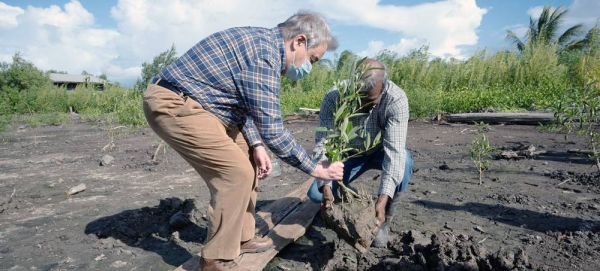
0,116,598,270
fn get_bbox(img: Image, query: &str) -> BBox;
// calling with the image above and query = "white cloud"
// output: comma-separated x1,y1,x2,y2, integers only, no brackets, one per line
0,2,25,28
527,6,547,20
108,0,302,65
0,2,23,28
566,0,600,28
312,0,488,58
0,0,490,85
0,0,121,80
358,38,425,58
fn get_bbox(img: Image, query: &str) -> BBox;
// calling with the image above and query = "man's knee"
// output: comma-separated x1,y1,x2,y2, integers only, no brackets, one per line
307,179,323,203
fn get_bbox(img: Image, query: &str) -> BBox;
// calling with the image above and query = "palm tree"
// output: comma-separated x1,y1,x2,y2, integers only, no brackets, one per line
506,6,585,53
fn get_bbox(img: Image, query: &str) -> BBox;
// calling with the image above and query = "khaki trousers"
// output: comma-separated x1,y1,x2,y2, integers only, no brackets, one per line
142,84,258,260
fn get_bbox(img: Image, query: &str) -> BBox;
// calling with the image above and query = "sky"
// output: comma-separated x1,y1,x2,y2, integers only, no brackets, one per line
0,0,599,86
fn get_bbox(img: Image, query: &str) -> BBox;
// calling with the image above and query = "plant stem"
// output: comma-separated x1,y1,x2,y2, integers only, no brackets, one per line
337,180,360,198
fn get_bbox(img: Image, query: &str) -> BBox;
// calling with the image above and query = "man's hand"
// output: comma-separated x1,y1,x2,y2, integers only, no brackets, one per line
375,194,389,227
310,161,344,181
252,146,272,179
320,185,334,211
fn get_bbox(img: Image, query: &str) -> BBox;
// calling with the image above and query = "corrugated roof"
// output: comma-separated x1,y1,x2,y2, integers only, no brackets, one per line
49,73,106,84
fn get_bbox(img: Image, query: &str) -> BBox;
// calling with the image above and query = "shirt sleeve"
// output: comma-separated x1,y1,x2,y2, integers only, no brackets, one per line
241,115,261,146
314,89,339,188
379,91,410,199
239,58,317,174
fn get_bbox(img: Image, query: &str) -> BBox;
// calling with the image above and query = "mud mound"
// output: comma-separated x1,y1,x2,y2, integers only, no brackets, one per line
486,193,531,205
322,199,379,252
547,230,600,262
545,170,600,191
325,230,534,271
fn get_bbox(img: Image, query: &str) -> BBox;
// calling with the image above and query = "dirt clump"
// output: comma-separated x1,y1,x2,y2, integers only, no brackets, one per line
323,230,535,271
322,197,379,252
545,170,600,192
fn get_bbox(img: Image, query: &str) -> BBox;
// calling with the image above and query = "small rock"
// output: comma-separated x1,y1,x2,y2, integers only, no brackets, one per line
100,155,114,166
409,231,430,246
277,265,291,271
474,226,486,233
109,260,127,268
439,164,450,170
94,254,106,261
119,249,134,255
66,184,86,195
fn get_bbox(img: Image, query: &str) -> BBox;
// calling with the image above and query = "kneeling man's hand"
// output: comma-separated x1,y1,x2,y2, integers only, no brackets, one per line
321,185,334,211
375,194,388,226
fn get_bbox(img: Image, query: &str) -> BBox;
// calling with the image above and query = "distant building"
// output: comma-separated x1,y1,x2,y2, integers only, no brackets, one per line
49,73,107,91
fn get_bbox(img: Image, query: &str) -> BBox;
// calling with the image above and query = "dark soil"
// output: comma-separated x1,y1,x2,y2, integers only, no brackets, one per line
322,196,379,252
1,117,599,270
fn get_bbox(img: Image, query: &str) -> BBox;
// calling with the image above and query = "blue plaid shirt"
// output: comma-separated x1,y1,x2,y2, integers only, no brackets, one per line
158,27,317,174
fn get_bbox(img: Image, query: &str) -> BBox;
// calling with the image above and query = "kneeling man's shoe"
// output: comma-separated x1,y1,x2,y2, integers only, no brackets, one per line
240,236,274,254
372,222,389,248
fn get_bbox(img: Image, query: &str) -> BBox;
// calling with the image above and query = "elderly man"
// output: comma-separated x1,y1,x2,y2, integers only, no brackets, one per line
307,58,413,248
143,11,344,271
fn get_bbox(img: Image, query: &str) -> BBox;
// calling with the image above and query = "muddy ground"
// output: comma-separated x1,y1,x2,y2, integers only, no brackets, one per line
0,116,599,271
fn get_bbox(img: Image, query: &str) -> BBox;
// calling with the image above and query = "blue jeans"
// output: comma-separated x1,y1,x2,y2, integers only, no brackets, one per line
307,147,413,204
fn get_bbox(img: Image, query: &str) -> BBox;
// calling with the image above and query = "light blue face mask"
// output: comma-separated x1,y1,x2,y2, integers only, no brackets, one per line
284,47,312,81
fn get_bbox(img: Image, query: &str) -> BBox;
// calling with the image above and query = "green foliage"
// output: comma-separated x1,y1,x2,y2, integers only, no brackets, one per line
133,44,178,91
317,59,382,163
0,53,52,93
548,54,600,171
316,58,383,199
24,113,71,127
0,115,13,132
0,51,153,131
469,122,497,185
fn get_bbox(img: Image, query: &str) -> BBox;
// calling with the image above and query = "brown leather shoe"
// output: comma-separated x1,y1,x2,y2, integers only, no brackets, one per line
199,258,248,271
240,236,274,254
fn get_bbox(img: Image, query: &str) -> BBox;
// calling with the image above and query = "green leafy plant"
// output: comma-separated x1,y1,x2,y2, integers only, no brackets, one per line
469,122,497,185
316,59,382,200
549,79,600,171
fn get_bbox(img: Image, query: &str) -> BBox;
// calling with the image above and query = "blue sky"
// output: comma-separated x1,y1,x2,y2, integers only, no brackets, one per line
1,0,598,86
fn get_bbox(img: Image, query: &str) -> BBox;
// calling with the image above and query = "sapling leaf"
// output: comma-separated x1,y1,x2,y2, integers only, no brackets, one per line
315,127,331,132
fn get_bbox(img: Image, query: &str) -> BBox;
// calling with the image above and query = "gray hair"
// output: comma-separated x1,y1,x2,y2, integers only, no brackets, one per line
278,10,339,51
359,59,388,94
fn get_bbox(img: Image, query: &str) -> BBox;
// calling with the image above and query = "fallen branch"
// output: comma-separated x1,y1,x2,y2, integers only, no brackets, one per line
9,188,15,202
298,107,319,114
557,179,571,186
152,140,166,162
447,113,556,125
567,149,595,155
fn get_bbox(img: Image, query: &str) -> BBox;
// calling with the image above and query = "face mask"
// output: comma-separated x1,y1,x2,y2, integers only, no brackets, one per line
285,46,312,81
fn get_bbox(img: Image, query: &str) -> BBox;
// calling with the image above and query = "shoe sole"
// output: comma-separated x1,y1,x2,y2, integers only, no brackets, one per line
240,244,274,254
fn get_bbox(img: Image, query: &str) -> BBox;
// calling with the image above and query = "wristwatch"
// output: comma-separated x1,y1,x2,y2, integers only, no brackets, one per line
251,142,265,149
